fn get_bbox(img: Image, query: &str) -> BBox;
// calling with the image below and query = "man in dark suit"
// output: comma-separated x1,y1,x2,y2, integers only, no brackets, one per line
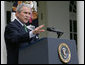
4,3,45,64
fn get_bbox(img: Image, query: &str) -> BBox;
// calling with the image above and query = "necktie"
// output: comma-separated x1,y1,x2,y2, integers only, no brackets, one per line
23,24,28,32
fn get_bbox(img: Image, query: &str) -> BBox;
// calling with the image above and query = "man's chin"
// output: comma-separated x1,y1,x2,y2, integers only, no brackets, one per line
24,21,28,23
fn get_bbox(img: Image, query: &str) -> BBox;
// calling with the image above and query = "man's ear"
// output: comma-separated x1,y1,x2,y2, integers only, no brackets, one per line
15,11,19,17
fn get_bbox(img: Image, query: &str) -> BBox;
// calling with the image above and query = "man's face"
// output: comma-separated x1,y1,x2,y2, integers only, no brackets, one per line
16,6,31,24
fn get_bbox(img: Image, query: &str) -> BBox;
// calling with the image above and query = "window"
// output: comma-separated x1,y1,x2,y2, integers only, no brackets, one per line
69,1,77,45
70,20,77,44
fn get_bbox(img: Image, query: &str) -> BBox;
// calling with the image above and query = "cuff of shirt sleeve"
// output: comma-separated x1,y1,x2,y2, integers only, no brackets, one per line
29,31,36,38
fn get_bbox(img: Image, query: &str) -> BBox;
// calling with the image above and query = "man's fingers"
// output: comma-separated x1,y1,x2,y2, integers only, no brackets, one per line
33,25,45,35
35,25,44,30
37,29,45,34
33,29,45,35
39,29,45,32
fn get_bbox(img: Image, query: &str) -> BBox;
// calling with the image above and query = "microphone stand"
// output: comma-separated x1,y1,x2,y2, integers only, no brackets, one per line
56,31,63,38
47,27,64,38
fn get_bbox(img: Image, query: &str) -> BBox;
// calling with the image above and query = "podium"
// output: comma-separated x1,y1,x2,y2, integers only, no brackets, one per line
18,37,78,64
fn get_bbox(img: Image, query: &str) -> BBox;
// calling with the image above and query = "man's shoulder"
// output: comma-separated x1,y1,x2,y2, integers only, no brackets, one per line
6,19,18,28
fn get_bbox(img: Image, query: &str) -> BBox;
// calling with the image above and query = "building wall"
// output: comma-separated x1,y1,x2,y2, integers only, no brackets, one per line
39,1,70,39
38,1,48,38
5,1,13,11
47,1,70,39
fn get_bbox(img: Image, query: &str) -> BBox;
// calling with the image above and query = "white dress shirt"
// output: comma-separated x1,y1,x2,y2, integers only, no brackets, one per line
16,17,36,38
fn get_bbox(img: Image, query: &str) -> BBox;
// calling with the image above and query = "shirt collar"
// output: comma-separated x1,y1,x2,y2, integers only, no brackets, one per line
16,17,24,26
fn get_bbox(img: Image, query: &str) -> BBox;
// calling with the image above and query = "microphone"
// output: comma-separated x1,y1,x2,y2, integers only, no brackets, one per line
47,27,64,38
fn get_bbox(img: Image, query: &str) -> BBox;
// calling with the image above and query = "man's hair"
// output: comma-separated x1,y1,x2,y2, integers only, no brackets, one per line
16,3,32,13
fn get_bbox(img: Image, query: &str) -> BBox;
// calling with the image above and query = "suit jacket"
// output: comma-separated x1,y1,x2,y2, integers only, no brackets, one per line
4,19,32,64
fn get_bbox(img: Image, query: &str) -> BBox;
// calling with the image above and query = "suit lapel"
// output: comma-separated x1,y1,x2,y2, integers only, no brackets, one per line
14,19,30,33
14,19,26,32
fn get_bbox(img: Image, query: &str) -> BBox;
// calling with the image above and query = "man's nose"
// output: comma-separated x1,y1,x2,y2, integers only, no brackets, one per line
26,14,30,18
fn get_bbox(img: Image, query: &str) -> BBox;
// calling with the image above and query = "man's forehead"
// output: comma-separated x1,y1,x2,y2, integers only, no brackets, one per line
22,6,31,9
21,6,31,11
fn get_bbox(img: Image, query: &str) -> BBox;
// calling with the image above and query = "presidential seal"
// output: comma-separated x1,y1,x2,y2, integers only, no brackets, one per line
58,43,71,63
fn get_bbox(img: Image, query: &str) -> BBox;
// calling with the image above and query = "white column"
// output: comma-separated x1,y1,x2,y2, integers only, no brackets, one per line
77,1,84,64
1,1,7,64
